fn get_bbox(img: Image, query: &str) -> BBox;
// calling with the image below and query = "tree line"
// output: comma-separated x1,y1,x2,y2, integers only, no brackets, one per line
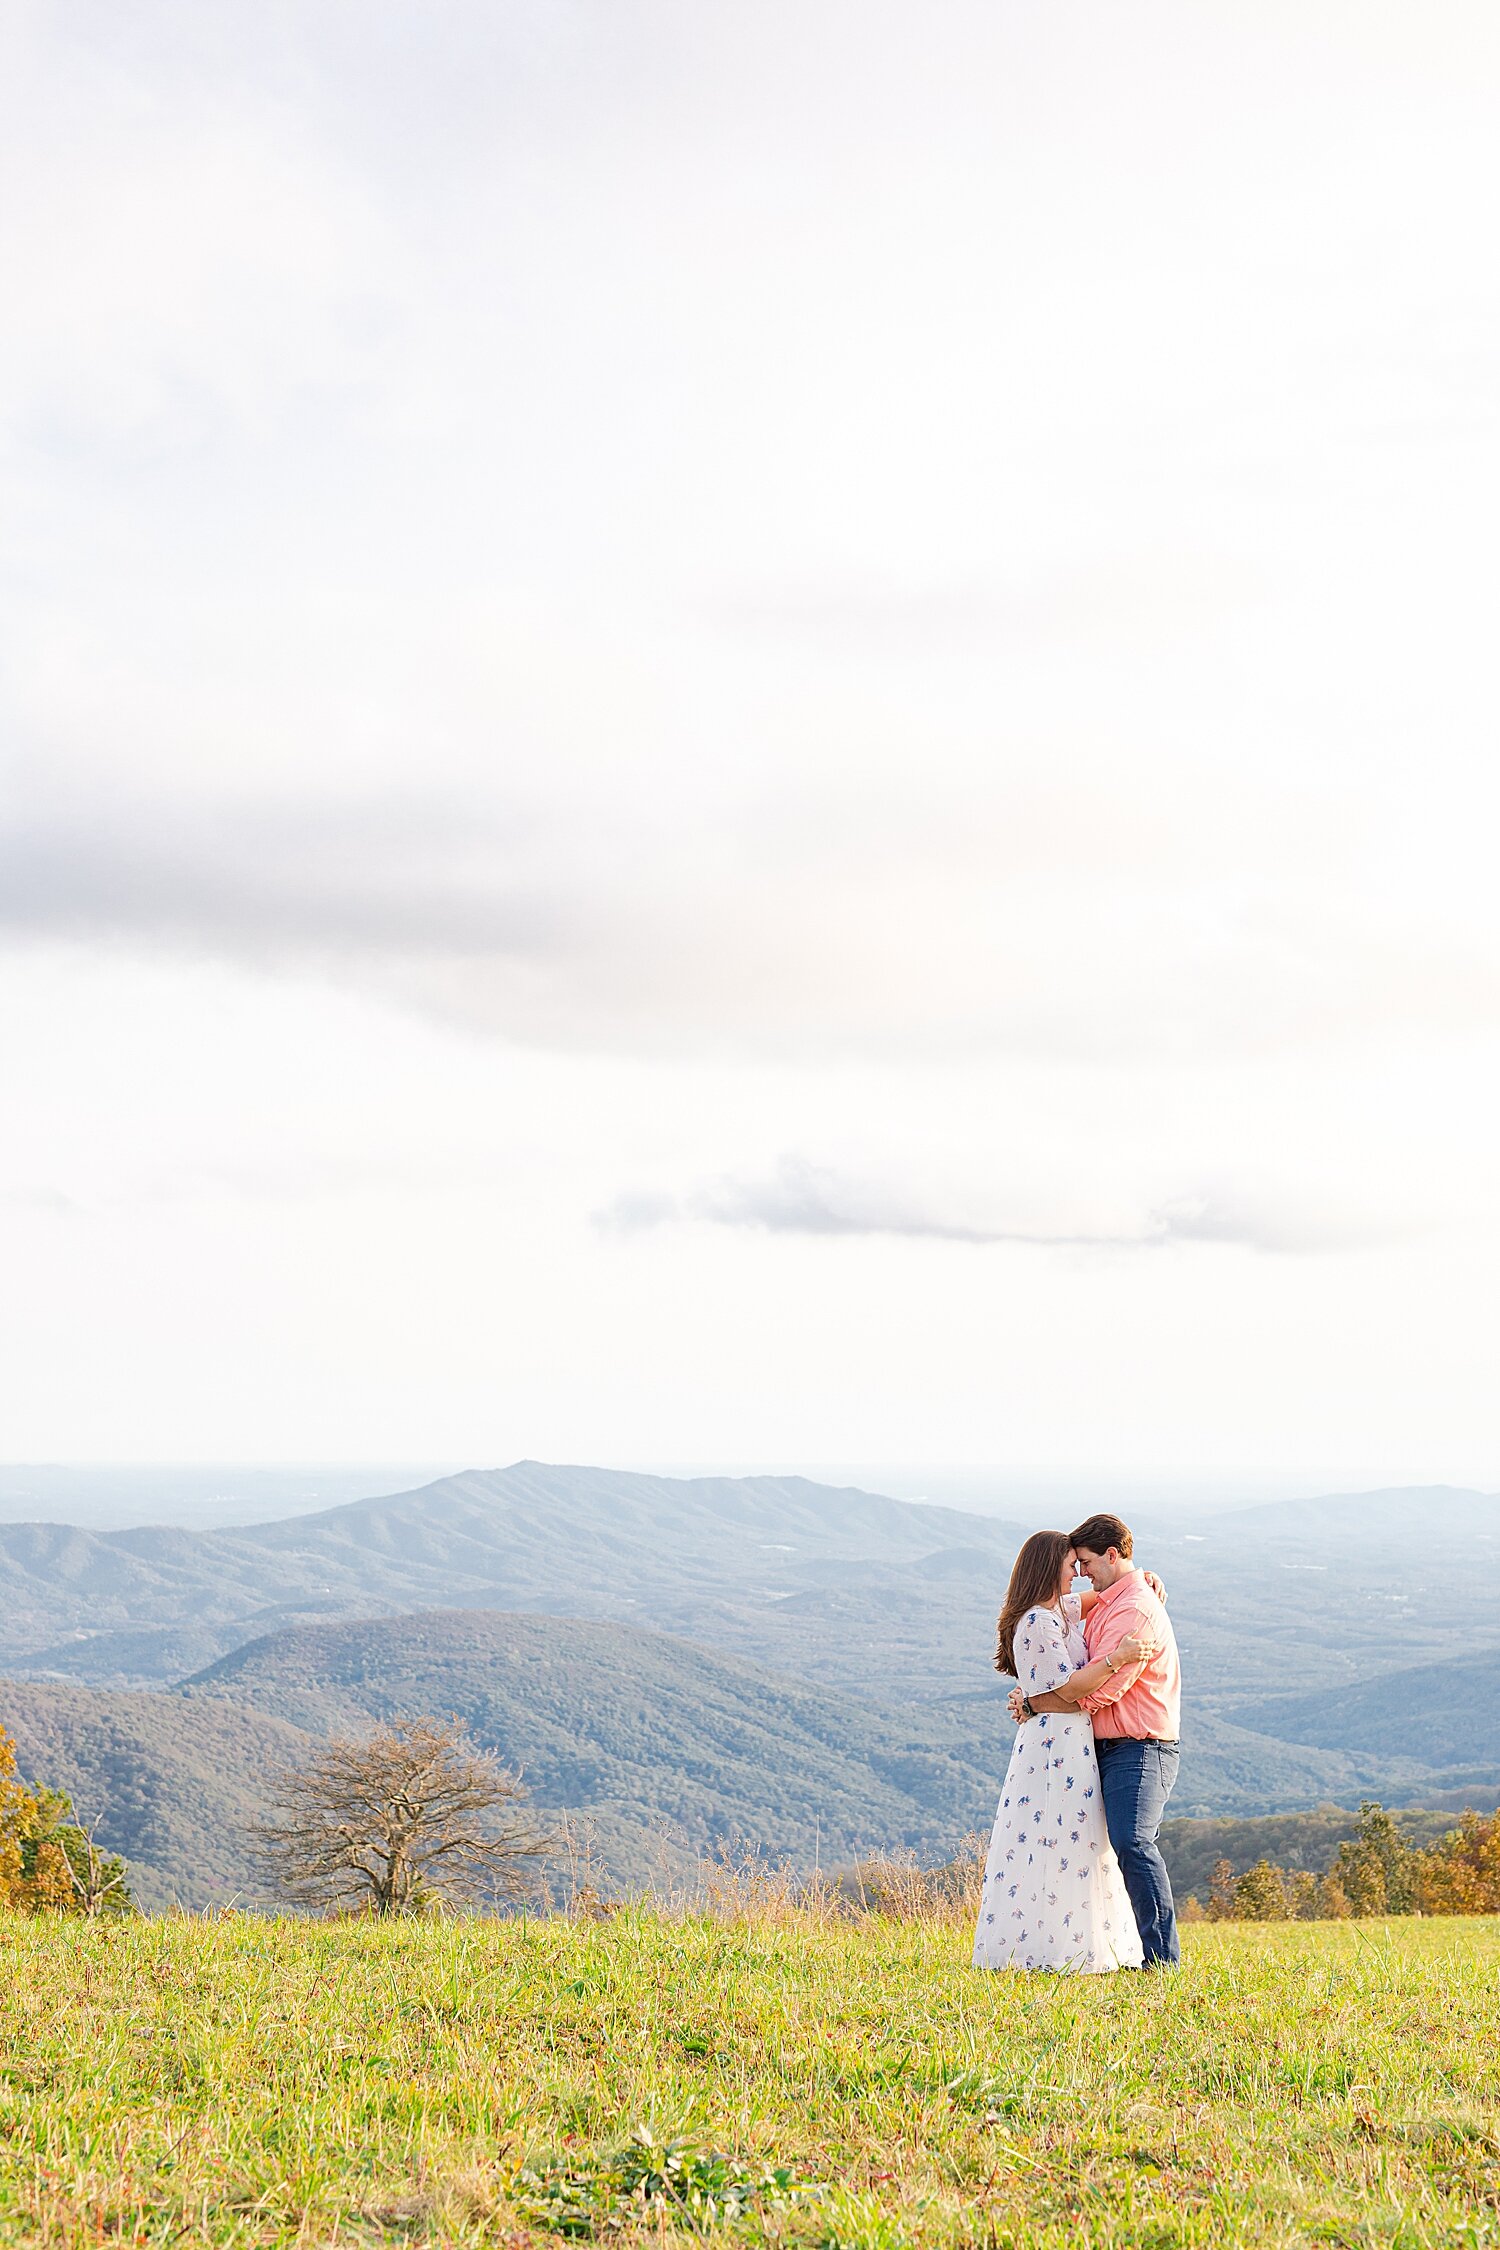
1183,1799,1500,1921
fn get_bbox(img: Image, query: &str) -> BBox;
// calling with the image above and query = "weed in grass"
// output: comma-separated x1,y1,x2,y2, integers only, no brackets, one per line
514,2126,807,2237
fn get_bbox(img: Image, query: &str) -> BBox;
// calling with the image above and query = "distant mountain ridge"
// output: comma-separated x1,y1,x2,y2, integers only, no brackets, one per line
1212,1485,1499,1540
1,1461,1028,1699
4,1461,1498,1866
8,1463,1495,1704
0,1463,462,1532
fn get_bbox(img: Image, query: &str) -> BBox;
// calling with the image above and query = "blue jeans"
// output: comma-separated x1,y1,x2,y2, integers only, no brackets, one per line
1095,1737,1180,1966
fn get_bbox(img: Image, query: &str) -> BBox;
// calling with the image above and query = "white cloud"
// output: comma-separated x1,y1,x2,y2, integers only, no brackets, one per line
598,1154,1406,1257
3,763,1498,1072
1,0,1498,1467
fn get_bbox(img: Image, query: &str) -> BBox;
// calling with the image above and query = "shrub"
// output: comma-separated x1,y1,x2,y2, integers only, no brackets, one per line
1287,1868,1320,1919
1206,1858,1238,1921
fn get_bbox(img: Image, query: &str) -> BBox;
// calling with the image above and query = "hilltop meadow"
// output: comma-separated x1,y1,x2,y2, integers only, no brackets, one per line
2,1907,1499,2250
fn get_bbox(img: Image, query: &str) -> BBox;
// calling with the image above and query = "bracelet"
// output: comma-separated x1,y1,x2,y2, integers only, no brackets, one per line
1105,1651,1119,1672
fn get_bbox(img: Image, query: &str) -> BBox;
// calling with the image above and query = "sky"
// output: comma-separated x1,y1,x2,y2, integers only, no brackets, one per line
2,0,1498,1484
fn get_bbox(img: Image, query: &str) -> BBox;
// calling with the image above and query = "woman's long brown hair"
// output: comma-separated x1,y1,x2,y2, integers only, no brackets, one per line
994,1530,1073,1678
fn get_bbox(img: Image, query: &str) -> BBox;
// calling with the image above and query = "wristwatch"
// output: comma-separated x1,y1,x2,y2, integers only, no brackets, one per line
1020,1695,1035,1719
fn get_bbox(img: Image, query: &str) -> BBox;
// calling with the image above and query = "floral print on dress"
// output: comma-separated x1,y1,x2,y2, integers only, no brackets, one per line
973,1592,1143,1975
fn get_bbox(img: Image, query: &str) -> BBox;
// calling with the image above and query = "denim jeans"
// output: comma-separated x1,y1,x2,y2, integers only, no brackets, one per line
1095,1736,1181,1966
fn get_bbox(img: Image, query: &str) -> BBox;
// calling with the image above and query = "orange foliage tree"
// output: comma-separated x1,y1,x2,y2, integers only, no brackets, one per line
0,1723,133,1915
1416,1811,1500,1915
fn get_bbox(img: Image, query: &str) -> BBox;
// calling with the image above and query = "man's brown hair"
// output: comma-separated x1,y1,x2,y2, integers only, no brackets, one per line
1068,1511,1133,1559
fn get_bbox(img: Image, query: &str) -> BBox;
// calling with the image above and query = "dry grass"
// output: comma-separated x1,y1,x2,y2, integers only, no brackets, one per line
622,1836,986,1927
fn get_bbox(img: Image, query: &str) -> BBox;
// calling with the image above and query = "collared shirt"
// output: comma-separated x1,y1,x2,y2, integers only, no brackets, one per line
1075,1568,1181,1742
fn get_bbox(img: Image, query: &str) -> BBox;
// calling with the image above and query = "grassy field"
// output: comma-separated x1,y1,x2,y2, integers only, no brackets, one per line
2,1912,1498,2248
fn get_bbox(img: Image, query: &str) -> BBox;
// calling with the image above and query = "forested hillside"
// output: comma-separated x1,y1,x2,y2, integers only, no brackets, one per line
0,1684,319,1910
1236,1650,1500,1766
5,1610,1010,1905
183,1608,1001,1874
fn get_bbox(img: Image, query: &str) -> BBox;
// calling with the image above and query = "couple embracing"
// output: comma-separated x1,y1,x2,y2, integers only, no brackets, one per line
973,1512,1181,1975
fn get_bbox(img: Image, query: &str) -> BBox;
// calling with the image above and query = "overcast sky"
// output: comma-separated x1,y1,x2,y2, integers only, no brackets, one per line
3,1,1498,1484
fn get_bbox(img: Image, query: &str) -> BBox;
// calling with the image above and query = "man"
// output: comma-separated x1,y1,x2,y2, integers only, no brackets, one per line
1007,1512,1182,1967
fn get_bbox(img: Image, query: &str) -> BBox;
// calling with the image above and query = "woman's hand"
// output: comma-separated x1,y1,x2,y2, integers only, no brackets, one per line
1114,1632,1158,1664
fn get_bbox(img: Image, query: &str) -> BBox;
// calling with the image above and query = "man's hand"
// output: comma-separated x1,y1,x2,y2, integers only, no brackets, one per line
1006,1685,1027,1724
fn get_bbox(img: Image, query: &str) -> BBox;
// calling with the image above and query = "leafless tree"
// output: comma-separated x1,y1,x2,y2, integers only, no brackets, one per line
250,1716,552,1916
62,1814,134,1918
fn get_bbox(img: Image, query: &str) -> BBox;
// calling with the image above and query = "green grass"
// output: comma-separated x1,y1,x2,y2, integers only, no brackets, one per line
2,1912,1499,2248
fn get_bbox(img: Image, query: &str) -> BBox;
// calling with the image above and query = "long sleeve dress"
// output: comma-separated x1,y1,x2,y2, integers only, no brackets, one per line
972,1594,1144,1973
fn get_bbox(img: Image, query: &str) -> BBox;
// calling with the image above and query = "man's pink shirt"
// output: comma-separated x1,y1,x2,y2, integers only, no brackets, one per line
1076,1569,1181,1742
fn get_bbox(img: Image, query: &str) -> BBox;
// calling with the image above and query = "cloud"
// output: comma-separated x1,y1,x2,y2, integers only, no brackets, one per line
0,790,561,960
5,767,1499,1070
596,1155,1403,1257
705,577,1004,652
703,556,1264,655
0,1187,77,1217
3,0,1499,1085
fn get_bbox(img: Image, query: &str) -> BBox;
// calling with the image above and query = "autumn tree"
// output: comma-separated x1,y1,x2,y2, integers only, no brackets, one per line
1333,1802,1416,1917
0,1725,36,1905
1205,1858,1238,1921
1176,1803,1500,1925
1318,1868,1352,1918
0,1725,133,1915
1233,1859,1290,1920
250,1716,552,1916
1415,1810,1500,1915
1286,1869,1320,1920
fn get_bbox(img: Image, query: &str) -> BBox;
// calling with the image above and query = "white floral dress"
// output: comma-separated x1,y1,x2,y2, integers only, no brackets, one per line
973,1593,1143,1974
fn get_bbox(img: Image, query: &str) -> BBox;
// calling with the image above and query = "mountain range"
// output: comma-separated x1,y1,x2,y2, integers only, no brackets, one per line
1,1462,1496,1906
9,1463,1497,1707
0,1462,1028,1699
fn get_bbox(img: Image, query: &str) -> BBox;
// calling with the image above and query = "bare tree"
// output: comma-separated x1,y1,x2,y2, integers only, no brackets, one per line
61,1812,134,1918
250,1716,552,1916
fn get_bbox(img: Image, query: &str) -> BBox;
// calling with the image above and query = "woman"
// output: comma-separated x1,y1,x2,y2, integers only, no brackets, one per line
973,1530,1154,1974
